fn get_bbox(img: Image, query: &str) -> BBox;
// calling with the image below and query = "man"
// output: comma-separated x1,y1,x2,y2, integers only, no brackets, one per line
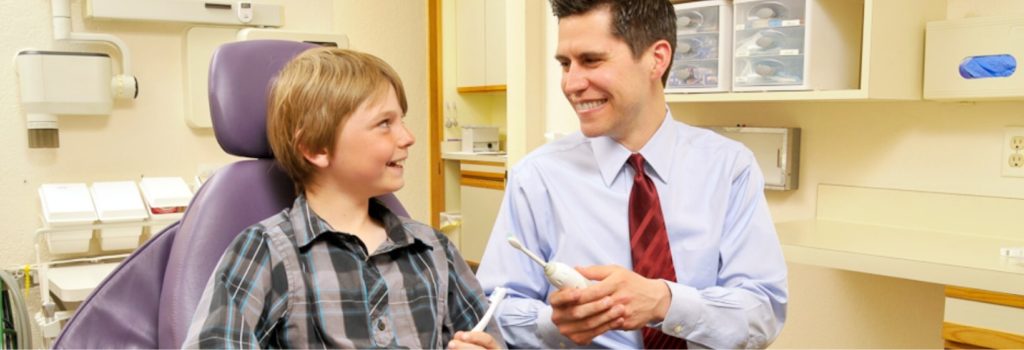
475,0,788,348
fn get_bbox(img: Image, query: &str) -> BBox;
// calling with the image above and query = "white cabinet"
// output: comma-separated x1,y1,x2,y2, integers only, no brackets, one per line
455,160,505,262
456,0,506,90
459,185,503,262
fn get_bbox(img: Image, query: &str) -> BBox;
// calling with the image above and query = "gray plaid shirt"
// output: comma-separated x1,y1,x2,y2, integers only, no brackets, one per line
183,195,503,349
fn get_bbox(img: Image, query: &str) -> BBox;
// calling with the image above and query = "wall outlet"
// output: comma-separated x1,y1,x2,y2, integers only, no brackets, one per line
1003,127,1024,177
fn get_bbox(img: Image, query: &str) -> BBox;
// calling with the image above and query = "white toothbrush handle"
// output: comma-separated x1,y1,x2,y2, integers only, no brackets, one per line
545,262,590,289
471,287,507,332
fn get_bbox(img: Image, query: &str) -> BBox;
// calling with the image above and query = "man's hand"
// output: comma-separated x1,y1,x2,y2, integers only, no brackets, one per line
549,287,625,345
447,331,500,349
574,265,672,330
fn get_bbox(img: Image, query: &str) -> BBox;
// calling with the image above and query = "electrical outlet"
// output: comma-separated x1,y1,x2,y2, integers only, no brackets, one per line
1013,136,1024,151
1011,153,1024,168
1002,127,1024,177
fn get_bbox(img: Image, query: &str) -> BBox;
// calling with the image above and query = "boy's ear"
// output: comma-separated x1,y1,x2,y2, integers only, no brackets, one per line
298,143,331,169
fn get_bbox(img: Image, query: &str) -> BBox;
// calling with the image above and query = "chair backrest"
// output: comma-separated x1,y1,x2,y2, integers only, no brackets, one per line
54,40,408,349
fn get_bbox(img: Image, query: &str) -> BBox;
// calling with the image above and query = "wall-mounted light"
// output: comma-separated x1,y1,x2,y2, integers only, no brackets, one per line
13,0,138,148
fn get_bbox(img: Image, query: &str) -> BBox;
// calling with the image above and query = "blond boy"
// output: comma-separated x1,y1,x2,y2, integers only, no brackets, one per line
183,48,501,349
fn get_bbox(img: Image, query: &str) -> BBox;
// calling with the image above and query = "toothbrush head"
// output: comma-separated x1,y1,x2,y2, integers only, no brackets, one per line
506,235,524,250
506,234,548,267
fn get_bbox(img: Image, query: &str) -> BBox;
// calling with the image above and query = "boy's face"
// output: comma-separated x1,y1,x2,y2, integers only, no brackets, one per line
326,85,414,198
555,7,656,140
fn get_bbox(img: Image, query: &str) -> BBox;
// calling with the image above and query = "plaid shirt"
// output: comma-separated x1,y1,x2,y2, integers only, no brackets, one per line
183,195,502,349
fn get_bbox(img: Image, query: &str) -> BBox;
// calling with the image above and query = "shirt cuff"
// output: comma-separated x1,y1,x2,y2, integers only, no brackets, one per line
536,304,578,349
659,280,703,339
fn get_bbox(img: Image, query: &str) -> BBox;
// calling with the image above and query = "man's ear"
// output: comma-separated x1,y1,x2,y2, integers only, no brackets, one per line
649,39,672,82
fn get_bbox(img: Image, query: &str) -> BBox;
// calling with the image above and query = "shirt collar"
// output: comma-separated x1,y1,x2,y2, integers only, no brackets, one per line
591,108,677,187
291,195,421,251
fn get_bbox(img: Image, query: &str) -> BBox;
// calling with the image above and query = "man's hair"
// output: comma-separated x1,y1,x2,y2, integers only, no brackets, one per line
550,0,676,85
267,47,408,194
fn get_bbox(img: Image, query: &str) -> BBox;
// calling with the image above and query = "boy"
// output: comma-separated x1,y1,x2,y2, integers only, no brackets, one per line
183,47,501,349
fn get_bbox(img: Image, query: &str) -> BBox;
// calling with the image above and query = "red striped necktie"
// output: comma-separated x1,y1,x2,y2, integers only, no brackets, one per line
627,154,688,349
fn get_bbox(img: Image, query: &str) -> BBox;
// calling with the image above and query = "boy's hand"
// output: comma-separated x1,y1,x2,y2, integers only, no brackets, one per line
447,331,499,349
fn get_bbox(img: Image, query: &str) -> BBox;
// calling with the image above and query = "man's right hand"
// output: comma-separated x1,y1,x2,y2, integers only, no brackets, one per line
548,287,626,345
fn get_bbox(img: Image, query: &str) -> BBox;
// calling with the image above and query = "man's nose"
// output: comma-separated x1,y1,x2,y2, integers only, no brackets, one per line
562,65,588,95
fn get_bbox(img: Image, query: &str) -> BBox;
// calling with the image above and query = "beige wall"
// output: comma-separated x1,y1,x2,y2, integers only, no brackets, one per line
0,0,428,345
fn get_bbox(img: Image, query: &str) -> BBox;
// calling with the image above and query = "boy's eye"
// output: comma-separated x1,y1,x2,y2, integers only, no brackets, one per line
378,120,391,129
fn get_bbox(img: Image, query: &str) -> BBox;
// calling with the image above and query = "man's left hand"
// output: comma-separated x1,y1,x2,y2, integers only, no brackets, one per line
574,265,672,330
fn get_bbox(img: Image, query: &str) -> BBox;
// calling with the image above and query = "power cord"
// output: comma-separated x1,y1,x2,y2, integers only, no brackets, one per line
0,271,31,350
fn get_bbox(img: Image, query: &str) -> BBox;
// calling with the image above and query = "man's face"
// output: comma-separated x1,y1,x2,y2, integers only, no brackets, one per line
555,7,654,140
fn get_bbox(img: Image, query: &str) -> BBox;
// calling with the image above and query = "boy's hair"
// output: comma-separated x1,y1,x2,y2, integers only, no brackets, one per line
267,47,408,194
549,0,676,85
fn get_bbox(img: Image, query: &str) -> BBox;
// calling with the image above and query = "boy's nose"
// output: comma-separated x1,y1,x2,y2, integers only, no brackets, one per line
398,123,415,147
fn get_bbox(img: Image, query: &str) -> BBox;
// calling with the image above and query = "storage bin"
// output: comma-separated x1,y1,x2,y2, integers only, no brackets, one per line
667,0,732,93
39,183,97,254
138,177,193,234
732,0,862,91
91,181,148,251
924,16,1024,101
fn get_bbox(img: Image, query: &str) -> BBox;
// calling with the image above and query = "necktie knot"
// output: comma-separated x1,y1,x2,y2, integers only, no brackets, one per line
628,153,646,179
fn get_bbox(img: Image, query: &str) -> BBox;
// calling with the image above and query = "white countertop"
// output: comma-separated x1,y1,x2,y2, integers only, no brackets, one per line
442,151,507,163
776,220,1024,295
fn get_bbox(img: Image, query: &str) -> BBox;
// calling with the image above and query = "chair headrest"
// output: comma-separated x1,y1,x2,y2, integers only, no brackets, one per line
208,40,318,158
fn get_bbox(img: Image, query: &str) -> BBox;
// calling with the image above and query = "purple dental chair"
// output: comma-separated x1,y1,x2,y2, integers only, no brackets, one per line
53,40,409,349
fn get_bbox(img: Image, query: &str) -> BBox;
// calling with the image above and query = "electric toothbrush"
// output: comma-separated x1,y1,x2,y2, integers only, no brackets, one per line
507,235,590,289
471,287,508,332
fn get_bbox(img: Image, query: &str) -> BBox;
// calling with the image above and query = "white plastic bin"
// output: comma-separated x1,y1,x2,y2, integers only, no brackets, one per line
91,181,148,251
732,0,862,91
667,0,733,93
138,177,193,234
39,183,97,254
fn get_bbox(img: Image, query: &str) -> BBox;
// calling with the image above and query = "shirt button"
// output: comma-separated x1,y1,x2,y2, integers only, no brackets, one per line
674,325,683,334
378,320,386,331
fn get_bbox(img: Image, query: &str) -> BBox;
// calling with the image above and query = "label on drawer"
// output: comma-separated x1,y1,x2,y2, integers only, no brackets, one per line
781,19,802,27
779,49,800,56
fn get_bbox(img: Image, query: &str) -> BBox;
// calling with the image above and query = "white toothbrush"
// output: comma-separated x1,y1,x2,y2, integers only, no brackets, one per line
507,235,590,289
471,286,508,332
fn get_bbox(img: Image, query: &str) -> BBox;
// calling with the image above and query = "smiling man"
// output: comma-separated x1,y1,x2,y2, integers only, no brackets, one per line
475,0,788,348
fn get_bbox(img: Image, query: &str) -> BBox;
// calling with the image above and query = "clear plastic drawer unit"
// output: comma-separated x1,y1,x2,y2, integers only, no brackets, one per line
666,0,732,93
732,0,862,91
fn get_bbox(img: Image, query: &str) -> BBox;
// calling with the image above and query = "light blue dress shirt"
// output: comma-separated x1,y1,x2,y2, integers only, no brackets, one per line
476,112,788,349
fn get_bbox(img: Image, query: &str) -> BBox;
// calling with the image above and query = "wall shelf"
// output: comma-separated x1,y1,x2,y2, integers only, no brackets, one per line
667,0,946,103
